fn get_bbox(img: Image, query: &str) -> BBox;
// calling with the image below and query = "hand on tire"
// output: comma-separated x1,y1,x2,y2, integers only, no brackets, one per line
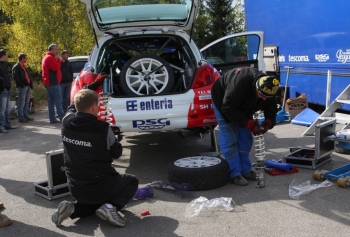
246,119,260,135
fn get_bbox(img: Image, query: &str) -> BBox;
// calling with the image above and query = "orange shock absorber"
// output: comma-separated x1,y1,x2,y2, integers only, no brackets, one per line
98,78,113,124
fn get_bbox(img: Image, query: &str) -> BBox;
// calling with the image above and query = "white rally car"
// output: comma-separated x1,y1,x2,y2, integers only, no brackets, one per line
73,0,265,147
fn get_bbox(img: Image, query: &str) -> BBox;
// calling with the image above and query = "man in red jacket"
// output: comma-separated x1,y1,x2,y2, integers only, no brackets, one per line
42,44,65,124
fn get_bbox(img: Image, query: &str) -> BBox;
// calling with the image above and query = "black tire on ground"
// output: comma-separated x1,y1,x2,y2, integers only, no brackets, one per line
120,54,175,96
167,156,229,191
335,147,350,154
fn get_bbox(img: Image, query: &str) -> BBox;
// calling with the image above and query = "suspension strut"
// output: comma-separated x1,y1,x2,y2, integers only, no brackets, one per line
99,78,113,124
254,131,265,188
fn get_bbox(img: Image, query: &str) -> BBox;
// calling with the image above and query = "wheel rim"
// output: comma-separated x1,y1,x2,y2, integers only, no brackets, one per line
125,58,170,95
174,156,221,168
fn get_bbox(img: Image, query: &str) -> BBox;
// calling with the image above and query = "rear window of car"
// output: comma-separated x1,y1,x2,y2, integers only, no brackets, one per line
94,0,192,24
70,61,87,74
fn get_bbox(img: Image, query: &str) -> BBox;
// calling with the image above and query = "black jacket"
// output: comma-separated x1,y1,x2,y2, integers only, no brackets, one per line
62,110,123,204
211,67,277,128
0,77,4,92
60,60,73,84
0,61,11,90
12,62,33,89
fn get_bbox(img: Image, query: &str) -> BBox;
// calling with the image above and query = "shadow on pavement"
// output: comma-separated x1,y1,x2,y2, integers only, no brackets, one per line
0,220,67,237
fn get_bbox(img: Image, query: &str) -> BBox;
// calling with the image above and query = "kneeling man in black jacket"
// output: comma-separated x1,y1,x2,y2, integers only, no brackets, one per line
52,89,139,227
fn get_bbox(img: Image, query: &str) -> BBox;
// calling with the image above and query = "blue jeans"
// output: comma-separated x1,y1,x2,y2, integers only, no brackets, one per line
45,85,65,123
60,83,71,113
17,86,31,120
0,89,12,128
213,104,253,179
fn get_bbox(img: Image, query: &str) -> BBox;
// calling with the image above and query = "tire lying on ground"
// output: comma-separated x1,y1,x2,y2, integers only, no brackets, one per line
167,156,229,191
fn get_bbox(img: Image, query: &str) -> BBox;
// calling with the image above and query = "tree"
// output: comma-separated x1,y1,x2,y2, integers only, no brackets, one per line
0,10,12,48
192,0,211,48
205,0,234,43
192,0,245,48
0,0,94,73
229,0,246,34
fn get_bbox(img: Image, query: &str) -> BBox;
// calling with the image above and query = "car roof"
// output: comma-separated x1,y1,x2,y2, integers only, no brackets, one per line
68,56,89,61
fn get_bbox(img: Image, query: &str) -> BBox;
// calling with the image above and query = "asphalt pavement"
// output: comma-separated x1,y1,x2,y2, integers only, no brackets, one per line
1,107,350,237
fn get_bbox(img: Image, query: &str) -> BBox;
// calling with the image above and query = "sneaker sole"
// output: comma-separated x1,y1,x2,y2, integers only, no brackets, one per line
51,202,72,227
95,209,125,227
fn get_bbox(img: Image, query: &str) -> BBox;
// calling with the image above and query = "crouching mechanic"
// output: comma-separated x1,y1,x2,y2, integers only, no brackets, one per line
211,67,279,186
52,86,139,227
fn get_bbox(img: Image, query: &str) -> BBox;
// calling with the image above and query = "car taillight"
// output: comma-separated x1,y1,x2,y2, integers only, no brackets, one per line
191,63,215,89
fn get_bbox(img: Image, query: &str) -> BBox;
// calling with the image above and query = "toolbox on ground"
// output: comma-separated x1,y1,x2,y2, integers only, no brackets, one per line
34,149,71,200
283,120,335,169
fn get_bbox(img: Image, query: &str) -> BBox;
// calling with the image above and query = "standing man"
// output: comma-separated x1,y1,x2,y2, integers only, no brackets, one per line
0,49,16,133
60,50,73,113
42,44,65,124
12,53,34,123
211,67,279,186
51,87,138,228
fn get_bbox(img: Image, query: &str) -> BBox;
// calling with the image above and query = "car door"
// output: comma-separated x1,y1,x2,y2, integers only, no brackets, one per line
200,31,265,75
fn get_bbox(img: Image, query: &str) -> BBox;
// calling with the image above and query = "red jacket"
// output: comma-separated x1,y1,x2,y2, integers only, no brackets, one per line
42,52,62,86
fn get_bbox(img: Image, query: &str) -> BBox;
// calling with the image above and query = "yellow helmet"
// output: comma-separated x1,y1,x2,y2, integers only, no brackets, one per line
256,76,280,98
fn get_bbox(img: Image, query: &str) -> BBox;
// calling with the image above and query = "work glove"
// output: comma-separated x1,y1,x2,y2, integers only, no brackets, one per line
95,73,109,86
246,119,260,136
85,73,109,91
261,119,273,134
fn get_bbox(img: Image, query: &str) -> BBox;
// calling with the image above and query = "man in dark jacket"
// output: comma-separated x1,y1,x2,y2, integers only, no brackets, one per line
60,50,73,113
211,67,279,186
12,53,34,123
0,49,16,133
51,85,139,228
42,44,65,124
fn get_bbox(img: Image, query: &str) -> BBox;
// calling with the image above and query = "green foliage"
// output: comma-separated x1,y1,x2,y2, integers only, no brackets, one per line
192,0,210,48
30,80,49,109
193,0,245,48
0,0,94,74
206,0,234,43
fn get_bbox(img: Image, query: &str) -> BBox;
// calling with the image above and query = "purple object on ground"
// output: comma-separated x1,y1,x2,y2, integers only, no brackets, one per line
149,181,195,198
133,186,154,200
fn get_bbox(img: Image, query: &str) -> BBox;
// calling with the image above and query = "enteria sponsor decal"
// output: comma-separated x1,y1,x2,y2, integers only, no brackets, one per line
126,98,173,112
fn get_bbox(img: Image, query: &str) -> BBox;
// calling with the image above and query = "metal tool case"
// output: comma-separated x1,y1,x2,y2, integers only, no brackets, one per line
284,120,335,169
34,149,70,200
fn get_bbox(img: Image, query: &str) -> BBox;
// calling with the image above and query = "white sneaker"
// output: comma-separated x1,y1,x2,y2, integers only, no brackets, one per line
95,204,126,227
51,201,74,227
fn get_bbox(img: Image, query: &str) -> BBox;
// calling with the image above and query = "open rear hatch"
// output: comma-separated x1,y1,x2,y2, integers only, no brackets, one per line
80,0,199,35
